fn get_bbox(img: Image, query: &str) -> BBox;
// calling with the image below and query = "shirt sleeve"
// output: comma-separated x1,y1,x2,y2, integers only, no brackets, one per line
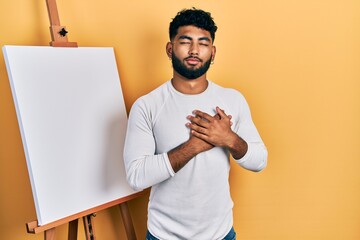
233,94,268,172
123,99,175,191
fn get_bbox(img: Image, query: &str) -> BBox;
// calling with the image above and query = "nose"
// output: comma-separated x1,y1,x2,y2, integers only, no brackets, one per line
188,43,199,55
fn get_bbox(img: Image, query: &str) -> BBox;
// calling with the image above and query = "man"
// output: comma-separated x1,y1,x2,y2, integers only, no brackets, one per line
124,8,267,240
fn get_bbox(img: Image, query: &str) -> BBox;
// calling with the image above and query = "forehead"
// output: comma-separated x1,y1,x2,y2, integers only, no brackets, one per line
175,25,212,41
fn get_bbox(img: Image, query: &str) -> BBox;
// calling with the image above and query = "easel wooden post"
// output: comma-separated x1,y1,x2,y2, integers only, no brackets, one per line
120,202,137,240
24,1,139,239
45,0,77,47
68,219,79,240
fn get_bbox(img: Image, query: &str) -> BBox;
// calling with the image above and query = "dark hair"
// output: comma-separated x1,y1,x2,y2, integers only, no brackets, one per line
169,8,218,42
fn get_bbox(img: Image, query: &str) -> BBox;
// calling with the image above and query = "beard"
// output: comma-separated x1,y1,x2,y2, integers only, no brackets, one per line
171,52,212,80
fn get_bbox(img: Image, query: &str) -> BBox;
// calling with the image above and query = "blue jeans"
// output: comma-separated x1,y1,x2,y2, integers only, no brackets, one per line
146,227,236,240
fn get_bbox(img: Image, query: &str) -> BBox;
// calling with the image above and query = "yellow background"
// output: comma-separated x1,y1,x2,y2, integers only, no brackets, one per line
0,0,359,239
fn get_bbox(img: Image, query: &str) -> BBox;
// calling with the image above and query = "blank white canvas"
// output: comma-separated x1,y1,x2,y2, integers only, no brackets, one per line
3,46,138,225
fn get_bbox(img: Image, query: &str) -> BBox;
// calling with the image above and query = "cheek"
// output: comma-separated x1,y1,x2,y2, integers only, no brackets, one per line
201,50,213,60
173,48,189,59
199,46,213,55
177,45,190,53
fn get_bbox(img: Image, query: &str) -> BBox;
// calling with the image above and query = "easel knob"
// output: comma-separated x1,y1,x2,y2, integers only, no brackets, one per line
59,28,68,37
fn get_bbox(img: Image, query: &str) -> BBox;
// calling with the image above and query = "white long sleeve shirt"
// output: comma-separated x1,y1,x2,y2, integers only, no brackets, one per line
124,80,267,240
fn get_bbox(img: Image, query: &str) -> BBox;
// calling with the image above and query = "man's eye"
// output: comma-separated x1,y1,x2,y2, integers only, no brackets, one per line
199,43,209,46
180,42,190,44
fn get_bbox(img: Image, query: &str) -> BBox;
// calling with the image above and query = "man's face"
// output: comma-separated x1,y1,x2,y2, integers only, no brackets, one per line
167,25,216,80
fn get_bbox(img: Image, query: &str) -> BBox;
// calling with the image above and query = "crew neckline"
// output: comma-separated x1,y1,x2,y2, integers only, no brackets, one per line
168,80,212,98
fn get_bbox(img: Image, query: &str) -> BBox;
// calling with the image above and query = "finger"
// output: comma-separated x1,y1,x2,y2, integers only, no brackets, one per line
216,107,233,125
228,115,233,126
193,110,213,122
191,129,209,142
216,106,228,119
187,116,209,128
187,122,208,135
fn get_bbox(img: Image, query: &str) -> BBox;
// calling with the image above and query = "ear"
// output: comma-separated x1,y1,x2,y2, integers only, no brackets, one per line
211,46,216,62
166,42,173,59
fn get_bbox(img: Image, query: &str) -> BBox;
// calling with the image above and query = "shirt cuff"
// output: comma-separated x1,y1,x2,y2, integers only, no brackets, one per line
163,152,175,177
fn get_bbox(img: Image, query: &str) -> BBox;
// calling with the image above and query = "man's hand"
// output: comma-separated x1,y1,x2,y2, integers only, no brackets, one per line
169,107,243,173
187,106,248,159
185,108,233,153
186,106,236,148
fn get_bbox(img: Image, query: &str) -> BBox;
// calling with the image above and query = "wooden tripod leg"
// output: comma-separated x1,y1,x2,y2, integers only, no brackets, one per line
68,219,78,240
119,202,137,240
83,214,96,240
44,228,56,240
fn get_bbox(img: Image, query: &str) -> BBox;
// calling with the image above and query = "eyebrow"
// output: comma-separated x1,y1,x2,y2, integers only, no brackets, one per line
178,35,211,42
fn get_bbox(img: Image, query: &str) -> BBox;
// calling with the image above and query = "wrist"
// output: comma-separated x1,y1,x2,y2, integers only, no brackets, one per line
226,133,248,159
188,136,213,153
225,131,240,149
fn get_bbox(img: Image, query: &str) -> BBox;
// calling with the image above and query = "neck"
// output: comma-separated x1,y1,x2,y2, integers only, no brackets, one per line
171,72,208,94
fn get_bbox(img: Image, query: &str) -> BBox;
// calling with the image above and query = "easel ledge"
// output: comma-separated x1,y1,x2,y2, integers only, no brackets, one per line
26,191,145,234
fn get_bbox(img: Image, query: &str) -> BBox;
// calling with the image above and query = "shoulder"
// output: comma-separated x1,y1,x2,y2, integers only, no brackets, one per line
132,81,171,110
210,81,247,103
208,81,252,121
129,81,171,124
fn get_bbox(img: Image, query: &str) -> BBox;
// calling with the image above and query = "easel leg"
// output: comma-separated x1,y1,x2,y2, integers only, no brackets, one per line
68,219,78,240
83,214,96,240
44,228,56,240
119,202,137,240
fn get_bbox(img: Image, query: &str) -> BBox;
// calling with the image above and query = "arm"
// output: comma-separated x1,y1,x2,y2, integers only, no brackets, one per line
168,134,213,173
124,100,173,190
123,99,214,190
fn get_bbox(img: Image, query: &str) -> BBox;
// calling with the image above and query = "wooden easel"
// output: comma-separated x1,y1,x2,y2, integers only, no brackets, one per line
27,193,143,240
25,1,142,239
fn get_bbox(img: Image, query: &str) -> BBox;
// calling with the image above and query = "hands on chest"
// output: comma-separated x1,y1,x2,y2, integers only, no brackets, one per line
186,106,234,148
168,106,248,173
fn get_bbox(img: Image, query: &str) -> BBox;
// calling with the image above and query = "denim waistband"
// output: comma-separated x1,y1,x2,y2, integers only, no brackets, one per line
146,227,236,240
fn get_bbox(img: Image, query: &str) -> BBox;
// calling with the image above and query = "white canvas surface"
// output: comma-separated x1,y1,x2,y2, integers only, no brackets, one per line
3,46,138,225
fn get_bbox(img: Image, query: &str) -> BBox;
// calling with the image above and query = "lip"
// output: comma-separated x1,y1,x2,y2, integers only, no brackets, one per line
185,57,201,65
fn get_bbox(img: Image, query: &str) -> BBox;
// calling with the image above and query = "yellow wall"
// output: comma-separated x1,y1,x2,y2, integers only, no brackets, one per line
0,0,359,239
